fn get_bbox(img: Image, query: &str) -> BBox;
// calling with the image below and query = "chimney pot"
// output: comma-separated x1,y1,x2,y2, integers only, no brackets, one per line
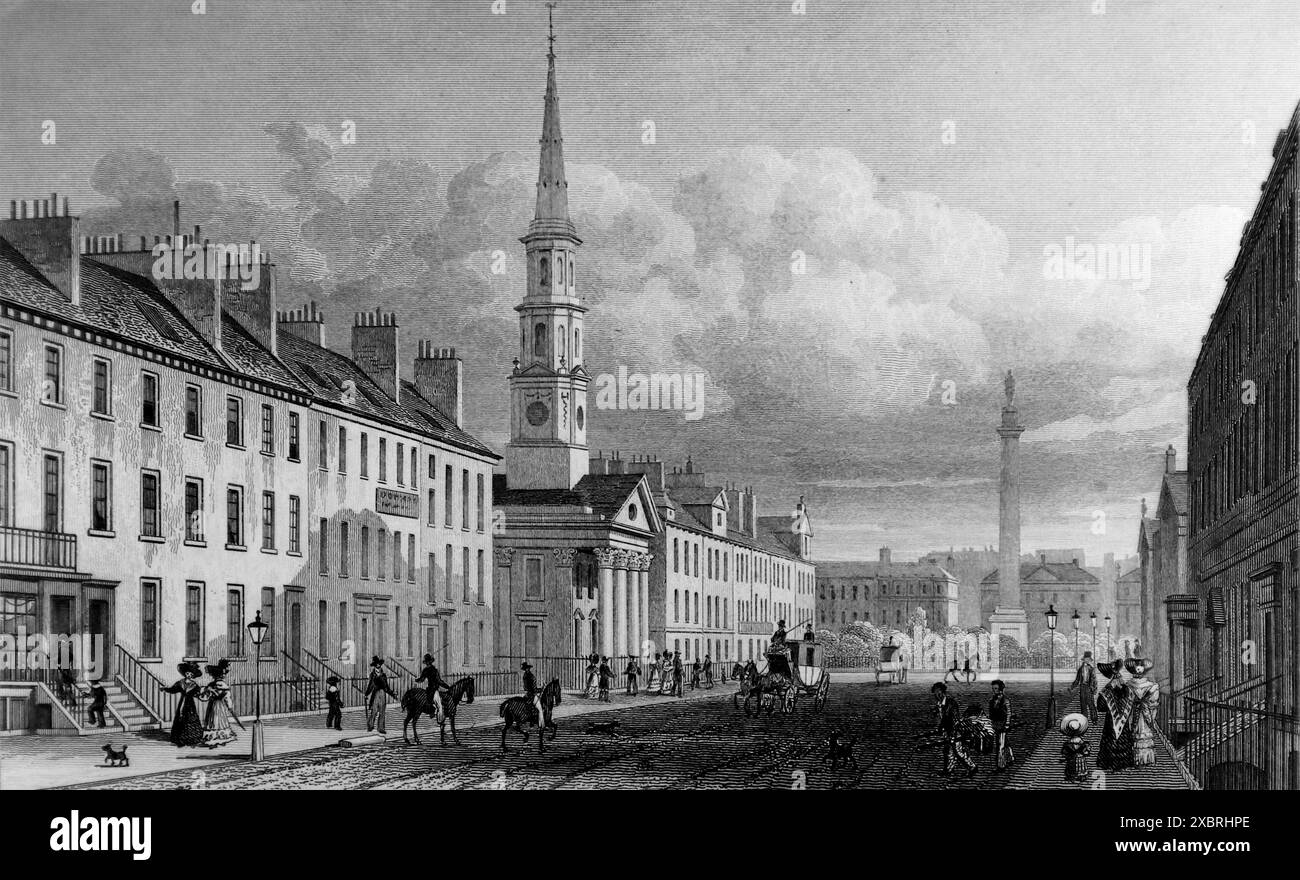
9,200,15,220
62,196,69,216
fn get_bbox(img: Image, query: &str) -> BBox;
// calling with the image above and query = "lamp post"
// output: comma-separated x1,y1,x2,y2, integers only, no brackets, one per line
1072,610,1080,665
1090,611,1097,658
1045,604,1059,729
1104,615,1112,661
247,611,268,761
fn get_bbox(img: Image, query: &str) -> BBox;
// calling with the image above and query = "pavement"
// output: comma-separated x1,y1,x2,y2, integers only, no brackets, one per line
0,682,726,790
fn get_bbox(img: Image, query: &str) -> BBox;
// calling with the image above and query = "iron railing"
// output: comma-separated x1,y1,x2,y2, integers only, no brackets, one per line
1165,674,1297,790
115,645,173,724
0,525,77,569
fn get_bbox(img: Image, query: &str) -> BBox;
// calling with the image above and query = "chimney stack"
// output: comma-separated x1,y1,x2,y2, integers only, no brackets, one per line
278,301,326,347
1165,444,1177,474
414,341,462,428
880,547,892,564
351,308,400,401
222,246,277,356
1,193,80,305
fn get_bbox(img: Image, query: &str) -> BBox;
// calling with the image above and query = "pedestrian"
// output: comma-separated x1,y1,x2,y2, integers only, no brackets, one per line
962,657,976,684
324,675,343,730
163,661,205,747
987,679,1015,770
1127,659,1160,767
658,651,673,695
1059,713,1091,782
690,658,701,690
584,656,599,699
1095,662,1135,772
625,657,640,696
199,659,238,748
85,678,108,728
672,652,684,697
932,682,975,777
703,653,714,688
944,658,961,683
598,656,613,702
57,664,77,705
363,656,396,734
1068,650,1098,722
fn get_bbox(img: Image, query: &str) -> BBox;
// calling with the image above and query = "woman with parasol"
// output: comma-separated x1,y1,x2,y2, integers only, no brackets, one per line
163,661,206,747
1094,661,1135,771
199,658,240,748
1127,658,1160,766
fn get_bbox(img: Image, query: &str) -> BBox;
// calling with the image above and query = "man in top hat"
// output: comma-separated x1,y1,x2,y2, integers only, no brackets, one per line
803,624,815,642
624,656,641,696
324,675,343,730
771,620,788,651
85,678,109,728
987,679,1014,770
703,653,714,688
363,656,396,734
671,652,684,697
1069,650,1098,722
932,682,976,777
521,661,541,725
416,653,452,722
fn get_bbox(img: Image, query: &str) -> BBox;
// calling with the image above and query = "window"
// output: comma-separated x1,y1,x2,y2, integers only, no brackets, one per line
464,621,471,665
319,518,329,573
140,470,160,537
477,549,485,603
318,420,328,469
0,443,9,527
393,531,402,582
379,438,387,481
90,461,112,532
42,343,62,405
260,587,275,657
140,579,160,658
340,521,350,576
534,322,548,358
427,456,436,523
91,357,111,416
226,396,244,446
360,433,369,478
428,489,436,526
428,552,436,602
339,602,347,657
227,587,244,657
226,487,244,547
185,582,204,658
378,529,387,580
397,442,405,485
461,469,469,529
674,590,680,623
526,557,543,598
444,465,453,526
445,544,453,601
338,427,347,474
693,544,699,577
288,412,300,460
261,404,274,454
409,535,416,583
462,547,470,601
141,371,159,427
361,526,370,578
410,447,418,489
478,621,485,666
674,538,679,573
288,495,301,553
318,601,328,655
185,478,203,542
261,492,275,550
476,474,485,532
0,328,11,392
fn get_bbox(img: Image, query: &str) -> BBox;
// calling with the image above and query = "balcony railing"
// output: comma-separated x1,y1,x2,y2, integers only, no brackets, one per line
0,525,77,570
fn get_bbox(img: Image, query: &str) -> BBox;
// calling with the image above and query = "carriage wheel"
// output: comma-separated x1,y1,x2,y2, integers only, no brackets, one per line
815,675,830,712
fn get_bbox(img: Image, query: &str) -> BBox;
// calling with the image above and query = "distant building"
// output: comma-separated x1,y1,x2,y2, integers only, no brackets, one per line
921,546,998,627
1116,566,1142,655
1136,446,1189,693
980,555,1102,639
816,548,959,630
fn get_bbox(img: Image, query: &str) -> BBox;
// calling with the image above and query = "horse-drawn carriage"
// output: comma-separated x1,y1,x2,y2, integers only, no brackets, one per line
875,643,907,686
736,636,829,715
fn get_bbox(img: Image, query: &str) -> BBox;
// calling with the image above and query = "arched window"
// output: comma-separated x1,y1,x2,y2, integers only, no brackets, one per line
557,253,564,286
539,253,550,288
558,324,566,362
574,328,580,361
568,256,575,287
533,323,548,358
674,590,680,623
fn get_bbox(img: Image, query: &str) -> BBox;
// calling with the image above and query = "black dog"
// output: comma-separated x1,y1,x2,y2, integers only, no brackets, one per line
101,743,129,767
825,731,857,770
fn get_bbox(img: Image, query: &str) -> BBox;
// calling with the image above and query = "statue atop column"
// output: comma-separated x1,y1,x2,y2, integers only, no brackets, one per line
1004,369,1015,408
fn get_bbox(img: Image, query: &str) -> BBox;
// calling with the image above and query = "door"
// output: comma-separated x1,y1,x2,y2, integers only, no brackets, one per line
88,599,111,676
288,600,302,663
425,623,440,665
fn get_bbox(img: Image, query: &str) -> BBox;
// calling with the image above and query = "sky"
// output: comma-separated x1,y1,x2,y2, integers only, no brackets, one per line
2,0,1297,564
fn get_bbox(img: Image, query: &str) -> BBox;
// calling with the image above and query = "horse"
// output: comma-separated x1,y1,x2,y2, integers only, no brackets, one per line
498,678,561,754
743,670,793,716
400,677,475,746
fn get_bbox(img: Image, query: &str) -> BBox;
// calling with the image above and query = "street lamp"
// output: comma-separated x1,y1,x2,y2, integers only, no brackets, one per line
1104,615,1112,661
1072,610,1080,665
1090,611,1097,658
247,611,269,761
1045,604,1059,729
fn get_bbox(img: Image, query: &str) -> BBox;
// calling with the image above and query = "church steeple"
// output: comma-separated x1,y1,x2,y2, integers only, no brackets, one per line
534,2,571,229
506,4,590,491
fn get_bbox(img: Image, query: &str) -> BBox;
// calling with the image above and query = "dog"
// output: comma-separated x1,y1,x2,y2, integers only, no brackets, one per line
101,743,129,767
585,720,622,737
825,730,858,770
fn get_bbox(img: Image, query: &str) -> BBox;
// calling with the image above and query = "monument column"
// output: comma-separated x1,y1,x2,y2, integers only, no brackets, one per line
594,549,616,658
990,370,1029,647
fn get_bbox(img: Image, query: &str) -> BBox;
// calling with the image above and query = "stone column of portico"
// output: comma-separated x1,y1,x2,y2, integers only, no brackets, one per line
613,551,629,659
626,554,641,661
638,553,652,658
594,549,617,659
493,547,515,657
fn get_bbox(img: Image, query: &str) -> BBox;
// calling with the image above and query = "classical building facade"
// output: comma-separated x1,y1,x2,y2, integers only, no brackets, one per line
1181,103,1299,789
1136,445,1189,692
980,555,1104,642
816,548,959,630
0,200,498,733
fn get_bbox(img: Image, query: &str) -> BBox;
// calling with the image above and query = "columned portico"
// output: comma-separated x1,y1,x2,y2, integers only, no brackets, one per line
613,552,629,658
594,548,617,658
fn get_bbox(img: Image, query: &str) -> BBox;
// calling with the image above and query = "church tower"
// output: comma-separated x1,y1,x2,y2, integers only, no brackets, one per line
505,7,590,490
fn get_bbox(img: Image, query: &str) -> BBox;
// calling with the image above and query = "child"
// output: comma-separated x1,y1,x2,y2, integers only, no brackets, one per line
1059,713,1091,782
325,675,343,731
85,679,109,728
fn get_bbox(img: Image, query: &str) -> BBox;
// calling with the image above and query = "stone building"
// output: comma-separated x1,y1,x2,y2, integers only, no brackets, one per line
816,548,959,630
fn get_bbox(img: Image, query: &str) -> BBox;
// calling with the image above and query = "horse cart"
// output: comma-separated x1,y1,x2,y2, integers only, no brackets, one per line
739,638,829,715
875,643,907,685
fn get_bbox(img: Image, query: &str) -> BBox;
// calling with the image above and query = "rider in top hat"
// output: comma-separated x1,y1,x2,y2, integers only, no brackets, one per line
417,653,452,720
772,620,788,650
521,662,541,724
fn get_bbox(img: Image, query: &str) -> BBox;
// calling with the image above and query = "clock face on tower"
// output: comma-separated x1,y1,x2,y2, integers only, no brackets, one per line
526,400,550,427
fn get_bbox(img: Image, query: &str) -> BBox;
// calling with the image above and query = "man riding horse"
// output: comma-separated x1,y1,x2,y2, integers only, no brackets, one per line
416,653,452,721
522,661,542,725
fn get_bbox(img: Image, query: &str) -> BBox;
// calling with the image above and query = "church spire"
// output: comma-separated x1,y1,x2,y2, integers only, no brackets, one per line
534,2,571,227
